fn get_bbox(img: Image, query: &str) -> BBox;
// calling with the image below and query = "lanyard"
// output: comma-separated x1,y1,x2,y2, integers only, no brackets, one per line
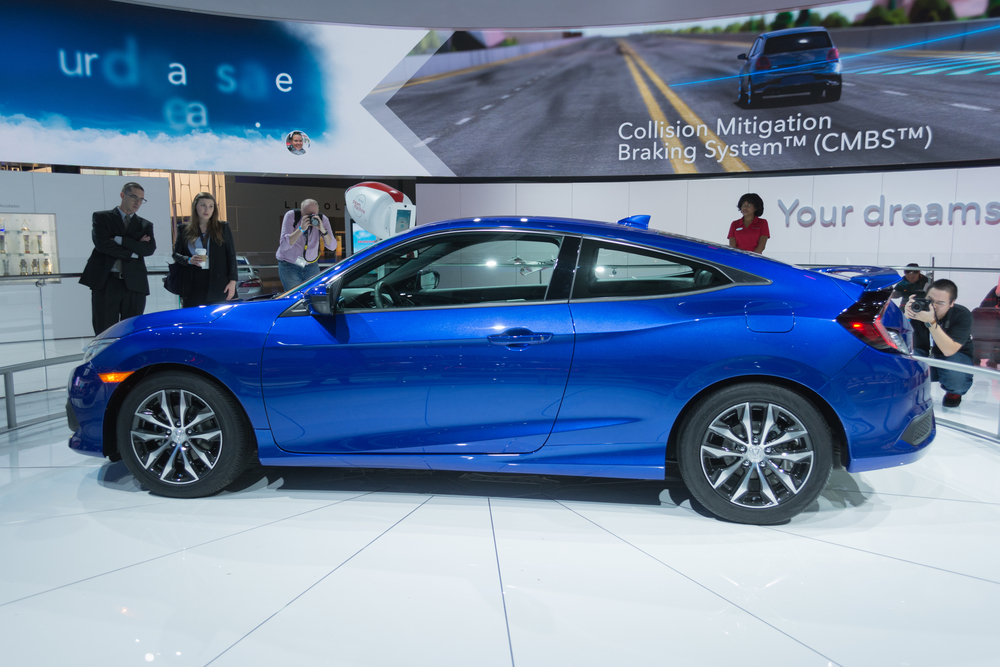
302,225,319,264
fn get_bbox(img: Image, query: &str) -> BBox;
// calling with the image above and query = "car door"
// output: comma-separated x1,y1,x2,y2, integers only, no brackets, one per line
261,230,578,455
548,237,737,450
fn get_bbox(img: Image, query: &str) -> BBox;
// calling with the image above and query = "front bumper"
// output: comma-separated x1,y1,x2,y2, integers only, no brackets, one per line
67,362,114,457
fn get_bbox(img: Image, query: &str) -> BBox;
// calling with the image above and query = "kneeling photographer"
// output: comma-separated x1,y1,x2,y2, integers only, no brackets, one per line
276,199,337,291
905,279,975,408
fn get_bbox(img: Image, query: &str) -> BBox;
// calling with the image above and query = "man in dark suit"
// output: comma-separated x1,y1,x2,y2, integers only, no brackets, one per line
79,182,156,335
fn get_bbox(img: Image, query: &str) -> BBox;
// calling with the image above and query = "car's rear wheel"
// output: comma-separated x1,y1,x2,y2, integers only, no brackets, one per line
737,81,748,106
677,383,833,524
826,85,842,102
116,372,252,498
746,81,758,108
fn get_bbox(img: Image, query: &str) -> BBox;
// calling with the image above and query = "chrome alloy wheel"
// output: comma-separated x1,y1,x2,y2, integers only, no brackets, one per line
129,389,223,485
699,401,814,509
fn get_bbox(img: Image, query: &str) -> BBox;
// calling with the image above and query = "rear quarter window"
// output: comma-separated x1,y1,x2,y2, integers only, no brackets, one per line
572,238,732,300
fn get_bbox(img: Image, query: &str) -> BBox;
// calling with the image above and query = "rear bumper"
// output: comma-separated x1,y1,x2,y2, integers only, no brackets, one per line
820,347,935,472
752,65,841,95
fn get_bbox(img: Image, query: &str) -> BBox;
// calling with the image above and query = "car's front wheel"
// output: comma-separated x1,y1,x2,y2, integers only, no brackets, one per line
116,372,253,498
677,383,833,524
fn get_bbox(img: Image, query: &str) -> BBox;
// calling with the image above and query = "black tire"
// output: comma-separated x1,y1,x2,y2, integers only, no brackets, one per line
677,383,833,525
116,372,253,498
826,86,842,102
737,81,748,107
745,82,757,108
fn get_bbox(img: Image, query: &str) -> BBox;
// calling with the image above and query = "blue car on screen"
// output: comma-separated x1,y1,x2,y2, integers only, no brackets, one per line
67,216,933,524
738,26,843,107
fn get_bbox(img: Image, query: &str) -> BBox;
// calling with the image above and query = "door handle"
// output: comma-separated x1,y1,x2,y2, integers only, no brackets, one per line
488,328,553,349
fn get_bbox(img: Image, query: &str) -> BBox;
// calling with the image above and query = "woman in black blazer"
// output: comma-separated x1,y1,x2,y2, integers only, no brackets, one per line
171,192,238,308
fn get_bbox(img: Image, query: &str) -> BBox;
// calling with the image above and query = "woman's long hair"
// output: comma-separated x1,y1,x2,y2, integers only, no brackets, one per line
185,192,224,245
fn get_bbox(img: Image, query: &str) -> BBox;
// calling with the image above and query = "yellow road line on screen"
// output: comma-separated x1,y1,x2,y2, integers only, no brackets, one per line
621,52,698,174
619,40,750,173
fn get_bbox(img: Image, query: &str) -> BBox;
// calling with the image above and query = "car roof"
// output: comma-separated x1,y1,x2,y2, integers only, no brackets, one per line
760,26,830,38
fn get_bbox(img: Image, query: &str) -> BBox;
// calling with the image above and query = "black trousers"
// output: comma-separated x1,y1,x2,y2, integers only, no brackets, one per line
91,274,146,335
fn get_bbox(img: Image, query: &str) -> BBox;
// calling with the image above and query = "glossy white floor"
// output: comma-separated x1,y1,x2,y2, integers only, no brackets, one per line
2,420,999,667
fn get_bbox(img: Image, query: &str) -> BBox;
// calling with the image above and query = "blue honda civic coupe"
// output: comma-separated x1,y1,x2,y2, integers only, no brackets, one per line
67,216,934,524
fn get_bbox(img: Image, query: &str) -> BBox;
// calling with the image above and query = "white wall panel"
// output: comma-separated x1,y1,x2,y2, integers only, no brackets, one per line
41,173,112,273
460,183,516,218
628,181,687,235
415,183,462,224
571,182,629,223
515,183,572,217
0,171,35,213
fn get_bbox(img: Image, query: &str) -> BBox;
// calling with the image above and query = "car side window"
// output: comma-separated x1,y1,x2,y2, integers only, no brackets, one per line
749,38,763,58
339,231,563,310
572,239,731,300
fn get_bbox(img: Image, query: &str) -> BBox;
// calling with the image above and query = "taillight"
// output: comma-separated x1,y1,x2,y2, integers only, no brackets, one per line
239,278,261,288
756,56,771,71
837,293,907,353
827,47,839,62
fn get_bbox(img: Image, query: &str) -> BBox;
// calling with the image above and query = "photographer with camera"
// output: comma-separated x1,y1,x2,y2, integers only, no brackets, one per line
276,199,337,291
905,278,975,408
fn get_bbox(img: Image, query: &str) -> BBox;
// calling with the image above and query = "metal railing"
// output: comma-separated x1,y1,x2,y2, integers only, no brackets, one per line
909,355,1000,441
1,353,83,434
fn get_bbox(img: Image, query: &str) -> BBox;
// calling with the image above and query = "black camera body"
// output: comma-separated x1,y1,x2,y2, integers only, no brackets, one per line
910,291,933,313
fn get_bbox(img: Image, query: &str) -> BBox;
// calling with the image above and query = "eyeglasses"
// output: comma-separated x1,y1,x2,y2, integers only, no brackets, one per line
126,194,147,204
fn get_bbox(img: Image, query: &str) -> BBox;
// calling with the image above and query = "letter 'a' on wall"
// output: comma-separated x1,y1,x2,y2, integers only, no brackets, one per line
2,0,1000,178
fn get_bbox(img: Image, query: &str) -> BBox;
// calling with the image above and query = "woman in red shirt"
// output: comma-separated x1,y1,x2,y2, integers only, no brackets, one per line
728,193,769,254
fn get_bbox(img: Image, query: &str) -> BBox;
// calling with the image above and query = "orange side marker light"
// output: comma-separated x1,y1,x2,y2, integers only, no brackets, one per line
99,371,134,384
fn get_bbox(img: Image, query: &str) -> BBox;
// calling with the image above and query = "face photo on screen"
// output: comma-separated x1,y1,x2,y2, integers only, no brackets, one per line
286,131,310,155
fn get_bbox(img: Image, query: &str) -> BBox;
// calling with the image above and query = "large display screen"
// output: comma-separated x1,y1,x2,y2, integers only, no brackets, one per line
1,0,999,177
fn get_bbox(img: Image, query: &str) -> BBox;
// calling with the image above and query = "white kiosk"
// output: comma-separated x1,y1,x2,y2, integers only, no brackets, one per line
344,182,416,255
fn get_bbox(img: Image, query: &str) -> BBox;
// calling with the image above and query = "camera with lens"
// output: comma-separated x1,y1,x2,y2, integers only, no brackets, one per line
910,291,933,313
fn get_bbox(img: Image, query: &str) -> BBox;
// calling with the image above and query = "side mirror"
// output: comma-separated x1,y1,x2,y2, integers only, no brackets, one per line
737,53,747,60
419,269,440,290
307,279,342,317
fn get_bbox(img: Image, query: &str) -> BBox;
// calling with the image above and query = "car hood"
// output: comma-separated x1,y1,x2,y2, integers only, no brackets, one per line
101,303,237,339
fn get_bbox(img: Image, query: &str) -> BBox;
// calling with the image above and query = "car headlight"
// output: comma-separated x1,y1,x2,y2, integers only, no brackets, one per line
83,337,120,363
